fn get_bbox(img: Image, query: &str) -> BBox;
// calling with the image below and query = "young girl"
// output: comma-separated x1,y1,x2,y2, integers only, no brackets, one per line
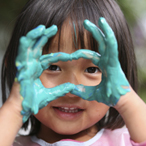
0,0,146,146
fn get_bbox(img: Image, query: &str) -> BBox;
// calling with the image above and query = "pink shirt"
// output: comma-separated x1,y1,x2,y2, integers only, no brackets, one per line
13,127,146,146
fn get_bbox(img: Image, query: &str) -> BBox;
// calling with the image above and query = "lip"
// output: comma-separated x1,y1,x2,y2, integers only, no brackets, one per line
52,105,84,121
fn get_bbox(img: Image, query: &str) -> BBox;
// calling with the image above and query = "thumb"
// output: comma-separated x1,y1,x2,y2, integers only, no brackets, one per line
34,82,77,110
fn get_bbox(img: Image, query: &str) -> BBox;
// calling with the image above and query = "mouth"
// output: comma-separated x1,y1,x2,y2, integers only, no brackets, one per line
54,107,83,113
52,106,84,120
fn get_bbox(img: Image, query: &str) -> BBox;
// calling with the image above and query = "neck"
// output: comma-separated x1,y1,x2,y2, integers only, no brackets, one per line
36,124,98,143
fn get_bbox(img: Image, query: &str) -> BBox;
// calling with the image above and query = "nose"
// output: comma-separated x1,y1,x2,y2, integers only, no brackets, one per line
60,71,82,98
62,71,80,85
65,92,79,98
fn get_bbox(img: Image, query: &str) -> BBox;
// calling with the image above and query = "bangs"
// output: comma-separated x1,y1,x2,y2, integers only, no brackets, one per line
43,2,99,54
43,18,99,54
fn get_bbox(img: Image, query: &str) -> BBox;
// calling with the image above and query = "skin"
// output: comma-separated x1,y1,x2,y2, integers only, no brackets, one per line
0,18,146,146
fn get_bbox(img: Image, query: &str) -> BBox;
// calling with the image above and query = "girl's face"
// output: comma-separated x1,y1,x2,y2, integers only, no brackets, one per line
35,20,109,142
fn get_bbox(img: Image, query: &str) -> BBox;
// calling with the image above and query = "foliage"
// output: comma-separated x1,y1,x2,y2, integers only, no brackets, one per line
117,0,146,25
0,0,28,23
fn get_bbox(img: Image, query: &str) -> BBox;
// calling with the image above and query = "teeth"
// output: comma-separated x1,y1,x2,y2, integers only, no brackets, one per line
64,107,69,110
58,107,80,113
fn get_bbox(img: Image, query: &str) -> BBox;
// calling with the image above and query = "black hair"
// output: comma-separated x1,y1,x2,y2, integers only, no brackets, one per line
1,0,138,135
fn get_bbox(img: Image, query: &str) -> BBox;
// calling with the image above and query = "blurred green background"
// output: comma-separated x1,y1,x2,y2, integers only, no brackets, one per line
0,0,146,103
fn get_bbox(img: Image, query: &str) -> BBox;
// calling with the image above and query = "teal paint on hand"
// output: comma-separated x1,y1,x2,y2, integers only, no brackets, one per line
71,18,130,106
40,49,101,70
16,25,77,122
16,18,130,122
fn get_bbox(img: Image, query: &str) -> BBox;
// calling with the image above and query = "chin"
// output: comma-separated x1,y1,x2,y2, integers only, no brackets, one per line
52,127,82,135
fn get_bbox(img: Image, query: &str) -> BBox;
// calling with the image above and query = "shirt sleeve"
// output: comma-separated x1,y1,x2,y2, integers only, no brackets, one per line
131,139,146,146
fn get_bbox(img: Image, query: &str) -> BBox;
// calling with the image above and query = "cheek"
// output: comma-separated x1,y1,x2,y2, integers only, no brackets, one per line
34,105,53,127
82,73,102,86
34,101,109,135
39,71,60,88
40,71,102,88
86,101,109,125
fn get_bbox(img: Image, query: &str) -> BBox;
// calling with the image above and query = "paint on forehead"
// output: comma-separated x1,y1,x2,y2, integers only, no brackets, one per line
73,22,78,49
69,20,78,49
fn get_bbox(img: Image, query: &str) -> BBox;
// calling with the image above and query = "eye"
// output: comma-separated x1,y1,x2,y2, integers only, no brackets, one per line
48,65,61,71
85,67,100,73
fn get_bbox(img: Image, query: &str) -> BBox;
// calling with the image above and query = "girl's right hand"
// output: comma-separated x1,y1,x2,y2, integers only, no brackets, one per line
82,18,130,106
15,25,77,123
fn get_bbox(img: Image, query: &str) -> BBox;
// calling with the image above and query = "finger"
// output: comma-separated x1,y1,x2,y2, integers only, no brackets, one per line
26,25,46,39
83,19,106,55
98,17,118,59
32,25,58,59
17,36,31,57
71,84,97,101
16,36,37,65
40,52,71,70
71,49,101,65
16,25,57,62
40,49,101,70
44,82,76,102
18,25,46,58
98,18,114,39
44,25,58,38
15,37,30,81
33,79,77,107
24,25,46,51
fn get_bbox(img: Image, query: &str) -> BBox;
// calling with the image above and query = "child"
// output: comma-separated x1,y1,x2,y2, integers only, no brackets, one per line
0,0,146,146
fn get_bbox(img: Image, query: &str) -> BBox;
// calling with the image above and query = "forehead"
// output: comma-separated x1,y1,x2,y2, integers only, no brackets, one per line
47,18,89,54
